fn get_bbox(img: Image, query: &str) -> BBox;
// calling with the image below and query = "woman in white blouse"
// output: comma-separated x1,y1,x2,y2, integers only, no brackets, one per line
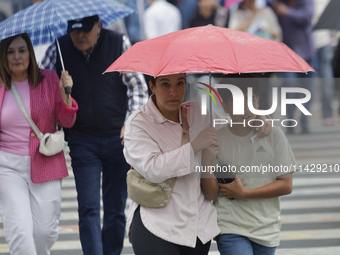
123,73,220,255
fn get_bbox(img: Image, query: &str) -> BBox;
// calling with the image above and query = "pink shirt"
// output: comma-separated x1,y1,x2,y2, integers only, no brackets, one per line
0,69,78,183
0,79,31,155
123,96,220,247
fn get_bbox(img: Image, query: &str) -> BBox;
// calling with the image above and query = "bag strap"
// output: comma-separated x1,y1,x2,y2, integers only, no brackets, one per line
10,80,44,140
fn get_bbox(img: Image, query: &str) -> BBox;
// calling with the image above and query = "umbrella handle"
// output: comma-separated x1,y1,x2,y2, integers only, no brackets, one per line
55,38,71,94
50,27,65,72
55,38,65,72
51,28,70,94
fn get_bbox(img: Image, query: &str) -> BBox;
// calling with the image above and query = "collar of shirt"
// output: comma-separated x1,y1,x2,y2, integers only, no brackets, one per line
80,33,100,62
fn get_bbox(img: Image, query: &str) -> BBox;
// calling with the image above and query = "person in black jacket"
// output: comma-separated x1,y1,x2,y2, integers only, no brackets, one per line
41,15,148,255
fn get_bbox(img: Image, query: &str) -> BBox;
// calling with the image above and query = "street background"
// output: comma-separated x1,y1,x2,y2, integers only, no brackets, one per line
0,0,340,254
1,79,340,255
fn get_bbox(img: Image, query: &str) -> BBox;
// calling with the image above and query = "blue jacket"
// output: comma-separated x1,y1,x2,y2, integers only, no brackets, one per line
276,0,315,61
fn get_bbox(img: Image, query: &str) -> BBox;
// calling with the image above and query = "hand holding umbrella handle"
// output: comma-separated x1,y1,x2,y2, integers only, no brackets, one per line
65,87,72,94
59,71,73,106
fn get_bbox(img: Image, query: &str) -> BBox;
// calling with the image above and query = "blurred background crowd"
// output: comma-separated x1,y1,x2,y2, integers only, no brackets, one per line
1,0,340,133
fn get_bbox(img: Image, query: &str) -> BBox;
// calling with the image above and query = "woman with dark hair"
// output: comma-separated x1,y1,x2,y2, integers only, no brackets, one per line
0,33,78,255
124,73,220,255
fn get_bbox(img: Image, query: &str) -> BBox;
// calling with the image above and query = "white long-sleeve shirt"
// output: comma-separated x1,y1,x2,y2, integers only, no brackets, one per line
123,97,220,247
144,0,181,39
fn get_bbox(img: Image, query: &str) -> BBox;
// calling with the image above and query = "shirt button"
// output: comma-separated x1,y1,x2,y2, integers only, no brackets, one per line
31,133,35,137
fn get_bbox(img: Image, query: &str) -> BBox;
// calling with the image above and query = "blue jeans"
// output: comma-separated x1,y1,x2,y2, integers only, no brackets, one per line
282,55,317,129
216,234,276,255
316,45,335,119
68,131,129,255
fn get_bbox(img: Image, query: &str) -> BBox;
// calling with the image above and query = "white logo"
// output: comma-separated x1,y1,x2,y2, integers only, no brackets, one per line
201,84,312,116
72,23,83,29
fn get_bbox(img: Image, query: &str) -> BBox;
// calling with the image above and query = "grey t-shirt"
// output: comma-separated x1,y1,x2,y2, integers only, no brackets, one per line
214,126,296,247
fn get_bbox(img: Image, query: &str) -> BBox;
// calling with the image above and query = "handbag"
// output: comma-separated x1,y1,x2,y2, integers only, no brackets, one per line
126,169,176,207
126,105,190,208
11,81,65,156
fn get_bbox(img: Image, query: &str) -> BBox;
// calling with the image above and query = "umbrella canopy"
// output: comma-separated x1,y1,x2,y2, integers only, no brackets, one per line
105,25,314,77
0,0,134,46
314,0,340,30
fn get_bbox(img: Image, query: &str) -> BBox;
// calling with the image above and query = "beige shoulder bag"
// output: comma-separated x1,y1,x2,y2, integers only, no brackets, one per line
126,106,190,208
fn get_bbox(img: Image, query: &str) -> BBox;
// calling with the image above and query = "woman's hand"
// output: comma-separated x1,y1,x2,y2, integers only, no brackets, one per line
202,145,219,166
59,71,73,107
191,126,219,154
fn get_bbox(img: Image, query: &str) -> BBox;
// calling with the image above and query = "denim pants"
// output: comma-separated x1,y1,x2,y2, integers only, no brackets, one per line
216,234,276,255
68,131,129,255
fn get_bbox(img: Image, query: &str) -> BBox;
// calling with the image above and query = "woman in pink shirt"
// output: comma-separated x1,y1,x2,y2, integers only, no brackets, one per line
0,33,78,255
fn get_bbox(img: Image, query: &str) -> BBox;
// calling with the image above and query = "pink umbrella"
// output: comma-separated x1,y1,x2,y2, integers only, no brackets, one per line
104,25,314,125
105,25,314,77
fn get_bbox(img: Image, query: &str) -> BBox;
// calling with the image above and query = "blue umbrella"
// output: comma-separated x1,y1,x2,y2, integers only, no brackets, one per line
0,0,134,70
0,0,134,45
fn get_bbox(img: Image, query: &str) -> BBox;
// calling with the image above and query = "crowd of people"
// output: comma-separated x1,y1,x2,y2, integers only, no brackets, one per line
119,0,340,134
0,0,339,255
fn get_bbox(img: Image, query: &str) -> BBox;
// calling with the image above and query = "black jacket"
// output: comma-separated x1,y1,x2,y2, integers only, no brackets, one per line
56,29,127,137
